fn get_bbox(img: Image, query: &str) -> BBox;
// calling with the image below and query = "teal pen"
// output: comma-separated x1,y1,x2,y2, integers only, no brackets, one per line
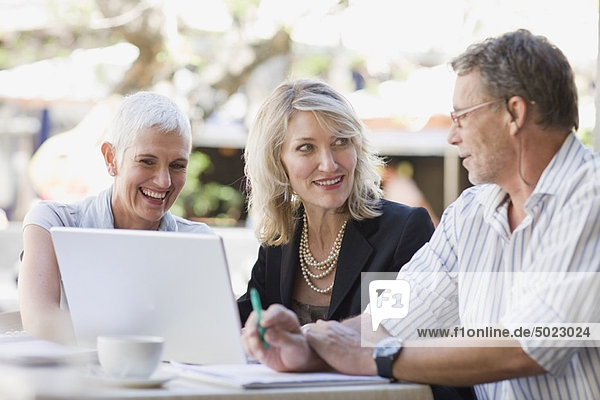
250,288,269,349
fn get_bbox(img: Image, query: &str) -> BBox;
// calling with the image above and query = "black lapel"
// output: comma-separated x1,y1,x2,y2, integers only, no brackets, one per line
280,222,302,308
327,220,373,318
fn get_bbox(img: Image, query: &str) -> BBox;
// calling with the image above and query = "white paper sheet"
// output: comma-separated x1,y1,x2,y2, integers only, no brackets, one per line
0,333,95,366
170,362,390,389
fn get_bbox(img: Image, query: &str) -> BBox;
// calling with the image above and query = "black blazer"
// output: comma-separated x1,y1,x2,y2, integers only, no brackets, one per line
237,199,434,324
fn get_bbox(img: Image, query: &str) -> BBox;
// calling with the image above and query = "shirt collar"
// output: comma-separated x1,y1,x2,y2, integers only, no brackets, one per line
158,211,177,231
476,184,508,223
79,186,115,229
528,133,586,197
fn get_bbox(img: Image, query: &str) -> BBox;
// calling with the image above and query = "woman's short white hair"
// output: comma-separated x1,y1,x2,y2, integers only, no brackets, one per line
105,91,192,162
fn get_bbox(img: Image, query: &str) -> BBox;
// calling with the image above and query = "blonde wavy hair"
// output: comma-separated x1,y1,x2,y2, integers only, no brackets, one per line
244,79,384,246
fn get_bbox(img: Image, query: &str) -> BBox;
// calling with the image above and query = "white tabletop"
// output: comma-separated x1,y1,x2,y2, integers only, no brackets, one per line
0,362,433,400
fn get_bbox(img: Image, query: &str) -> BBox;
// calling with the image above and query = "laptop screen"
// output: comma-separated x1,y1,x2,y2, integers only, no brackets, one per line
50,227,247,365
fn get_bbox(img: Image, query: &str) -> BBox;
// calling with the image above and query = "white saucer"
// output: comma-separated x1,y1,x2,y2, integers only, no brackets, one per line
82,367,176,388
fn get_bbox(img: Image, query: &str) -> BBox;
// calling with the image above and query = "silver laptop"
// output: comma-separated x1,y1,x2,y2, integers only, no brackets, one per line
50,227,247,365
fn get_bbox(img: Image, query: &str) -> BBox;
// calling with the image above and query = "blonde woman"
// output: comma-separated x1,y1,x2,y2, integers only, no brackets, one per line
238,79,434,325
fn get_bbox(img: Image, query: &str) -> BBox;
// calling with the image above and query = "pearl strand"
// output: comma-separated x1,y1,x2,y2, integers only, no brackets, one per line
299,214,348,294
301,264,335,293
300,214,346,269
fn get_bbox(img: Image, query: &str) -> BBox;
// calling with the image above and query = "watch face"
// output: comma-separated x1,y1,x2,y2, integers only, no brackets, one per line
374,346,400,358
373,337,402,358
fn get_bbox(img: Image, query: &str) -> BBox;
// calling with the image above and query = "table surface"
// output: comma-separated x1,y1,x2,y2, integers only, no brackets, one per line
0,361,433,400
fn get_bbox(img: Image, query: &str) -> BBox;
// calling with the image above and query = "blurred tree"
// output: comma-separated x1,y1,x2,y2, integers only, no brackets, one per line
0,0,296,224
0,0,293,115
92,0,291,116
94,0,170,94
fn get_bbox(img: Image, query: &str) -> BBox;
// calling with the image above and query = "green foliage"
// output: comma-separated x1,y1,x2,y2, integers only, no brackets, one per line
0,48,8,67
292,54,332,77
172,151,244,225
577,128,594,148
224,0,261,22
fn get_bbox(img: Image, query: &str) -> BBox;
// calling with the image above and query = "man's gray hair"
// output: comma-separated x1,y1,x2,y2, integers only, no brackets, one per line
451,29,578,132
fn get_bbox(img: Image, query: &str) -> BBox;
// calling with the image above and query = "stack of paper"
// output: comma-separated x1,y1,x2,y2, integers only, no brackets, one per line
170,362,390,389
0,333,95,366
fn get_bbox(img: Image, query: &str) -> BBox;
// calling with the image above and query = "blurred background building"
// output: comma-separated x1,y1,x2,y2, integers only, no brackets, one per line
0,0,598,309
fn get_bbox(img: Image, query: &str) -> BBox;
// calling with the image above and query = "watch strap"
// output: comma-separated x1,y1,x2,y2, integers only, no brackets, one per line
373,337,402,379
375,355,396,379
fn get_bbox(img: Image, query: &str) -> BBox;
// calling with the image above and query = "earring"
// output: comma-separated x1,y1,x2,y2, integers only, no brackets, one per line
283,186,294,202
283,187,290,201
290,189,298,202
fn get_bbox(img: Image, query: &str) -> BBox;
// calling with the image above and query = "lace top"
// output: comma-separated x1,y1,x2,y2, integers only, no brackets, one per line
291,299,329,325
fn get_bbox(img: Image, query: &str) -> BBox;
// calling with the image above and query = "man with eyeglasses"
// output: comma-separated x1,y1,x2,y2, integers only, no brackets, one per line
241,29,600,400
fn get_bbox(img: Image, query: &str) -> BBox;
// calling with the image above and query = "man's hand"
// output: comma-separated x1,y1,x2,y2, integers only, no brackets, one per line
241,304,325,372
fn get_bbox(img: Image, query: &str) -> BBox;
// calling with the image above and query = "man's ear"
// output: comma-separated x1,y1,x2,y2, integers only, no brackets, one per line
101,142,117,176
506,96,529,136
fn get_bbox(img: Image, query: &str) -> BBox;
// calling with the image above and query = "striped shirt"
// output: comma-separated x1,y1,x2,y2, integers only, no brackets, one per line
382,134,600,399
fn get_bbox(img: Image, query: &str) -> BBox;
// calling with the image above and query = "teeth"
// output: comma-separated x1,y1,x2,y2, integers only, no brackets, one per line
141,188,166,199
316,177,341,186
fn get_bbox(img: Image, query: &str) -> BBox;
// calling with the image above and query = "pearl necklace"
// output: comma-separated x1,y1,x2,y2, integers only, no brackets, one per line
299,213,347,294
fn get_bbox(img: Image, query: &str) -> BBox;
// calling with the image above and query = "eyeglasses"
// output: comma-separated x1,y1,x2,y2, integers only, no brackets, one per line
450,99,504,128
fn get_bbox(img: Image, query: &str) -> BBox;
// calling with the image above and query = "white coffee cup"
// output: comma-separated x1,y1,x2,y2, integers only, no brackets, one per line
97,335,164,379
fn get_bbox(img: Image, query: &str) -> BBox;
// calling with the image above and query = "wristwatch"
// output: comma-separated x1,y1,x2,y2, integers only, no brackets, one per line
372,336,403,379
